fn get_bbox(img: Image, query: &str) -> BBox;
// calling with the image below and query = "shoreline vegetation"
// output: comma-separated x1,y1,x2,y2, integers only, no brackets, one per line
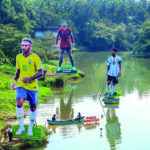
0,57,85,149
0,51,149,149
1,0,150,149
0,48,149,149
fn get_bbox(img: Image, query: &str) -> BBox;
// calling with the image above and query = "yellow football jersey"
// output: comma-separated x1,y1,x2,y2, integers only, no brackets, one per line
16,53,42,91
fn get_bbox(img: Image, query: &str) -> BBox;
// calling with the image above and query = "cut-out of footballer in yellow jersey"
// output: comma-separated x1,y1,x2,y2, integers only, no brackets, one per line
16,53,42,91
11,38,43,136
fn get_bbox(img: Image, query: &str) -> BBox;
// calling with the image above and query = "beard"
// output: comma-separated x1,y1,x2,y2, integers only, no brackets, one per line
22,48,30,54
112,53,116,57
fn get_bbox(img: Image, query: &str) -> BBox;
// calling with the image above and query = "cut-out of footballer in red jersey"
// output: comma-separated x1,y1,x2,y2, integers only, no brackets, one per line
56,21,75,69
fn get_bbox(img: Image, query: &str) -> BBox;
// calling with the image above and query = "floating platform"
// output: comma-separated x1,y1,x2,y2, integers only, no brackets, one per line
102,91,122,104
103,98,119,101
102,98,119,104
56,65,77,74
12,125,41,140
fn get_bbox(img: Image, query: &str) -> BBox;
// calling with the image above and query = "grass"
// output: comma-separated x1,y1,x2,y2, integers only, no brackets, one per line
57,65,76,69
42,63,57,73
104,100,119,104
39,86,52,97
0,64,16,75
72,45,87,51
0,72,16,115
56,65,77,74
72,47,79,51
12,125,41,140
42,69,85,88
42,60,58,73
105,90,122,97
1,125,51,150
0,71,52,113
0,68,52,138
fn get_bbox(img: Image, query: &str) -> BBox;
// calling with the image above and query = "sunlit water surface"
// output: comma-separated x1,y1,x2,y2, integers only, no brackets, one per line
26,52,150,150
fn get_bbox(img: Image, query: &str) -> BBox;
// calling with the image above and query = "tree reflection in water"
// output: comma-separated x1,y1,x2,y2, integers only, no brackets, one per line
105,108,122,150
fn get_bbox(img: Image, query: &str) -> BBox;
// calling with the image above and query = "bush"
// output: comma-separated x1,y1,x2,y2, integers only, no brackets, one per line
69,74,80,80
55,78,64,87
0,64,16,75
42,79,52,87
42,77,65,88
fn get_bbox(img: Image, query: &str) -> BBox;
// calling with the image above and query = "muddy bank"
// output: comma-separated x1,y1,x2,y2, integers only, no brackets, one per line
1,125,51,150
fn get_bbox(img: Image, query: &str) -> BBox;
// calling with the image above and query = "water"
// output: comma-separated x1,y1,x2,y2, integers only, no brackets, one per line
30,52,150,150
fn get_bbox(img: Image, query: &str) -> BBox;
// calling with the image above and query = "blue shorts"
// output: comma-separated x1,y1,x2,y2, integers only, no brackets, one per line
16,87,38,104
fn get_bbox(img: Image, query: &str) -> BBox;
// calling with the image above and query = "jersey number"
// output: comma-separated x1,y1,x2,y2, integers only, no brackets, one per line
23,65,27,71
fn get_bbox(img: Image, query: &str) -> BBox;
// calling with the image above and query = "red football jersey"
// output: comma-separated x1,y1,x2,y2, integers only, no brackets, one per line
56,28,74,48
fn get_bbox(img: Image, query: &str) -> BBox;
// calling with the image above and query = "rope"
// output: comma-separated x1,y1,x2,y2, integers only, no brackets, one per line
98,81,107,118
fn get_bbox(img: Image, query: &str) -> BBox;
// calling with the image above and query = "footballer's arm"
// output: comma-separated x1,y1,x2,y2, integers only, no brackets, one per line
11,69,20,90
22,69,43,83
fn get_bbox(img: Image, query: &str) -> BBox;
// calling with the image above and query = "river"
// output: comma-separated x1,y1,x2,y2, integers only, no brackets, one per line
28,52,150,150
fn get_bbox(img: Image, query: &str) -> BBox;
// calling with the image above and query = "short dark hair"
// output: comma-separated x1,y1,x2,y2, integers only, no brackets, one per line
112,48,117,53
22,38,32,45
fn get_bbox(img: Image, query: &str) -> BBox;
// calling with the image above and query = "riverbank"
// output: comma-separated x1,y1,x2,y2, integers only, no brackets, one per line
0,59,85,148
1,125,51,150
0,65,52,135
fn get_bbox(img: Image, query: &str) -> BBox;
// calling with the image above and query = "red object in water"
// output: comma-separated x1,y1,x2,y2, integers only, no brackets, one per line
86,116,96,120
83,116,100,123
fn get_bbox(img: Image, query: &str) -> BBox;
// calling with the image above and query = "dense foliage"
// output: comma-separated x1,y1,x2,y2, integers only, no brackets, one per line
134,18,150,55
0,0,150,62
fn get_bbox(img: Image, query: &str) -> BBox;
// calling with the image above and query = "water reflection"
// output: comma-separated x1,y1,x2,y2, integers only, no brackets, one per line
48,122,86,135
47,89,76,138
83,122,100,130
48,88,100,137
30,52,150,150
59,90,74,120
74,52,150,98
105,108,121,150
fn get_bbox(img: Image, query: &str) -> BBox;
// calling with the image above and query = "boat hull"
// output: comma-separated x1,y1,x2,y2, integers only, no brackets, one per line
47,117,84,125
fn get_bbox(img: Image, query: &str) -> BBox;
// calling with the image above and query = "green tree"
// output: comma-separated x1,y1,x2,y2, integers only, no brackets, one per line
134,18,150,55
0,0,150,54
0,0,16,24
93,22,127,50
32,32,55,62
0,24,29,64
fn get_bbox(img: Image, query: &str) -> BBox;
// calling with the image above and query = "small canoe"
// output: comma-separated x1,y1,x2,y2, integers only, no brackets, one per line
47,117,84,125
